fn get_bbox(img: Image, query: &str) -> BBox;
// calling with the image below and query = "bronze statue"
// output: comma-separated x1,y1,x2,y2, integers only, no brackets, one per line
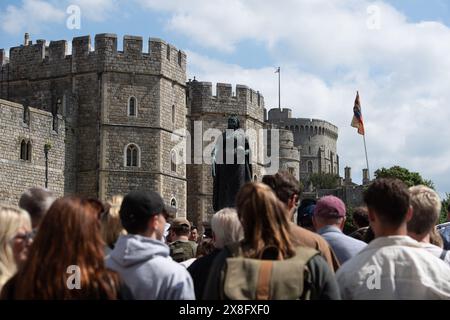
212,116,253,212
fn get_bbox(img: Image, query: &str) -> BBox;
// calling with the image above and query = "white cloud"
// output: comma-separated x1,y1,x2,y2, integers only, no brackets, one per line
1,0,65,35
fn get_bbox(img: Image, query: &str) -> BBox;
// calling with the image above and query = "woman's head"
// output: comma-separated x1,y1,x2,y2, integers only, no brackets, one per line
236,183,294,259
101,195,126,250
11,197,119,299
0,205,31,290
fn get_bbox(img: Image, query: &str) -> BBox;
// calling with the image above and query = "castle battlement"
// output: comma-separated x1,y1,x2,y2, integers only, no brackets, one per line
1,34,187,84
188,81,265,107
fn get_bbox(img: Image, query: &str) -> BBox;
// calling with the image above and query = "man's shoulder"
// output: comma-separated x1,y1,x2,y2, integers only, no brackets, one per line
148,255,192,275
289,222,327,246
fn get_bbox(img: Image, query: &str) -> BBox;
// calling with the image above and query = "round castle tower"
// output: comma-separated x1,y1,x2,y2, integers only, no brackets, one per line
267,108,339,185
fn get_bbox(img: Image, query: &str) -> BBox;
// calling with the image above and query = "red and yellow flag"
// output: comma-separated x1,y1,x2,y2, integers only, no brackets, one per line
351,91,365,135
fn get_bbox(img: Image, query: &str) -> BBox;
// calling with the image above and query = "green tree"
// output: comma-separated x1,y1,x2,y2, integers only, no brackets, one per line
374,166,435,189
440,193,450,224
308,173,340,190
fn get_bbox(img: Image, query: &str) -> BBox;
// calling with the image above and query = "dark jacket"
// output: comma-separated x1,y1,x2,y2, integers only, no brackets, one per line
187,248,221,299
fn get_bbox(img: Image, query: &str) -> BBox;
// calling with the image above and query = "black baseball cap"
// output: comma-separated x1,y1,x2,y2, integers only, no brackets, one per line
120,191,167,232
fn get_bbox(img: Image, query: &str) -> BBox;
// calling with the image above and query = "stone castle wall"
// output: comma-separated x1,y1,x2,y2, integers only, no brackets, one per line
0,34,188,216
0,99,65,204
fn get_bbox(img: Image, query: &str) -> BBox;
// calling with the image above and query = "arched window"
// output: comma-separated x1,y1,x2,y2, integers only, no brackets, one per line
125,144,140,167
171,198,177,208
315,126,318,134
20,140,31,161
300,126,304,134
128,97,137,117
307,161,313,174
172,105,176,124
171,150,177,172
295,125,299,132
20,140,27,160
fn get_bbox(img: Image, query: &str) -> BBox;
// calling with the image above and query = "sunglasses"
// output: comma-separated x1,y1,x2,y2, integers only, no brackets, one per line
13,229,36,242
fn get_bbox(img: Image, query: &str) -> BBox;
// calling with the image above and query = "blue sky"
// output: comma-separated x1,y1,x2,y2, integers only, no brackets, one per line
1,0,450,196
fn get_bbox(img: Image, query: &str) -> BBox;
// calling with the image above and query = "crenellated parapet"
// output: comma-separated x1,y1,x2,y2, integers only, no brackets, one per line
1,34,187,85
187,80,265,123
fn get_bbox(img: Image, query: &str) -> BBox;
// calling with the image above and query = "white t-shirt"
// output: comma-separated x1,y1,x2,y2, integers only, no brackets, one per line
419,242,450,266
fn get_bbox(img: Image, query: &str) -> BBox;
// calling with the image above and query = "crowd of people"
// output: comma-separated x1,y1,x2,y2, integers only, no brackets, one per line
1,171,450,300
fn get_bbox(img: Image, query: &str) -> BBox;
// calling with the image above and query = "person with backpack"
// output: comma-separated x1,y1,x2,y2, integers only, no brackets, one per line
169,218,197,263
203,182,340,300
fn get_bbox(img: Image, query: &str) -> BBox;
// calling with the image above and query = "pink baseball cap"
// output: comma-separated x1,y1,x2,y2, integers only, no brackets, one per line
314,196,346,218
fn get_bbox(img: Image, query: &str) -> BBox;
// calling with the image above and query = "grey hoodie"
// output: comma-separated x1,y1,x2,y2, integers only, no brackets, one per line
106,234,195,300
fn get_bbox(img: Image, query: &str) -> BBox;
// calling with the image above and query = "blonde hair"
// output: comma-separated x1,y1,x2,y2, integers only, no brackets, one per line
408,185,441,236
101,195,127,249
211,208,243,249
0,205,31,291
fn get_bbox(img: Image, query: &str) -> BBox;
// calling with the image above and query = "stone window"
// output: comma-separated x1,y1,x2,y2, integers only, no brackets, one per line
307,161,313,174
171,150,177,172
295,125,299,132
166,44,170,60
171,198,177,208
20,140,31,161
128,97,137,117
125,144,140,167
23,106,30,125
178,50,182,66
172,105,175,124
52,115,58,132
288,167,294,175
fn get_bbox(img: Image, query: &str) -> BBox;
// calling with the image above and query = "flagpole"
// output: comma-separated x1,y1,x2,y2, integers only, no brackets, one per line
363,134,370,180
278,67,281,110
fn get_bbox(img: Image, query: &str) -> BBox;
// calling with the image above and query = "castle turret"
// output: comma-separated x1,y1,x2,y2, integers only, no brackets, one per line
362,168,370,185
344,167,352,185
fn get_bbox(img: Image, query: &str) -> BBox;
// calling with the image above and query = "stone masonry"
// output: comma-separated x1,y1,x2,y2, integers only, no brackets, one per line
0,99,65,204
0,33,340,221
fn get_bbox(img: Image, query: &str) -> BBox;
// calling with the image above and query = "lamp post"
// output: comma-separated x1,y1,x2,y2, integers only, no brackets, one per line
44,143,50,188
